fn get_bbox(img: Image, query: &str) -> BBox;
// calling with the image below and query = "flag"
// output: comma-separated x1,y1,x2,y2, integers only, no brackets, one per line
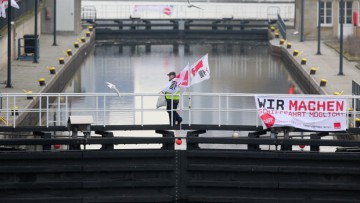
190,54,210,86
176,63,190,87
0,0,20,18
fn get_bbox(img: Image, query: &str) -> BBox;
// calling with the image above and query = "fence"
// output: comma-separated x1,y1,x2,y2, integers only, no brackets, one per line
0,92,359,129
81,1,294,20
277,13,287,39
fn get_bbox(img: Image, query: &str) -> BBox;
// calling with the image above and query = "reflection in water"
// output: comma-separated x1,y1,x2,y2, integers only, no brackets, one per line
62,42,301,149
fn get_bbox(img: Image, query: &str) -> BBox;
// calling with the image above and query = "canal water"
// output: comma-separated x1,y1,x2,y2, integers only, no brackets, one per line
62,42,301,149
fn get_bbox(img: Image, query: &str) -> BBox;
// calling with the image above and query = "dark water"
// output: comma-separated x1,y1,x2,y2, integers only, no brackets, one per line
64,43,299,95
62,42,300,147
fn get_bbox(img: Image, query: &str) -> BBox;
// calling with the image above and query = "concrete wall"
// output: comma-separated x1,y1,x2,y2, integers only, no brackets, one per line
41,0,55,34
42,0,81,34
56,0,81,34
0,12,41,74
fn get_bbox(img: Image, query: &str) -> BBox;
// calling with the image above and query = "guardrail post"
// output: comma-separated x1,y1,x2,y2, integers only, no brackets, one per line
34,131,51,151
186,130,206,150
156,130,175,150
248,132,260,151
310,133,321,152
280,128,292,151
95,131,114,150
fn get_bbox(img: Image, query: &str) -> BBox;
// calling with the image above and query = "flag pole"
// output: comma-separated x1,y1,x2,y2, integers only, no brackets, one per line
187,62,191,126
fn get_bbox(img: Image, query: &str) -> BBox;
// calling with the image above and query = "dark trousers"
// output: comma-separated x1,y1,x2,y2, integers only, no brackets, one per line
166,99,182,125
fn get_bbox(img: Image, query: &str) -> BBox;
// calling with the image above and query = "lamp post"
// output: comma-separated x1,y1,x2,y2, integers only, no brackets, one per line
53,0,57,46
6,0,12,88
33,0,39,63
300,0,304,42
339,0,344,75
316,0,321,55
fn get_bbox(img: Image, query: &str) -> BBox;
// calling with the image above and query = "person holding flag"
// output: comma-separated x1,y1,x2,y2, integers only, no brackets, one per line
162,71,183,126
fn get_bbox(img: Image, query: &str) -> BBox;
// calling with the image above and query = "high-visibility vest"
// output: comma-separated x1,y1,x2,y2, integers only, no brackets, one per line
165,90,180,101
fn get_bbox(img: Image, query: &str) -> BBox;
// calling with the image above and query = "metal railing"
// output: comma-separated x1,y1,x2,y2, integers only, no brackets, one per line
277,13,287,39
81,2,294,20
81,5,97,22
0,93,359,129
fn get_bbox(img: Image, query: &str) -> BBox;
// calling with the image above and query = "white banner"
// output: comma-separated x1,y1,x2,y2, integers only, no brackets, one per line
255,96,347,131
133,5,173,16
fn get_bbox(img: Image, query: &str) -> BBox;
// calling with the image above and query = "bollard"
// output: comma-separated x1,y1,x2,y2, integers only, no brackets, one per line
38,78,45,86
348,107,353,118
320,79,327,87
301,58,307,65
49,67,56,74
66,49,72,56
86,31,91,37
270,26,275,32
10,106,19,116
274,33,280,38
59,57,65,64
88,25,93,32
81,37,86,43
310,67,317,75
293,50,299,56
25,90,33,100
286,43,292,49
279,39,285,45
74,42,79,48
356,118,360,128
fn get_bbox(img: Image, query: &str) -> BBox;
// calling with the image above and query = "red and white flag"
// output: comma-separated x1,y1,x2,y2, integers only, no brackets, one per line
0,0,20,18
190,54,210,86
176,64,190,87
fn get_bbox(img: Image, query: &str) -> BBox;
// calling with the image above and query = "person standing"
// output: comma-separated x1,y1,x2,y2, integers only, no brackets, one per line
163,72,183,126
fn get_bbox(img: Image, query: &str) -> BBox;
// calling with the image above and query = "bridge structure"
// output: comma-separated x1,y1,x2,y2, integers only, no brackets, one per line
82,1,294,42
2,2,360,201
0,92,360,202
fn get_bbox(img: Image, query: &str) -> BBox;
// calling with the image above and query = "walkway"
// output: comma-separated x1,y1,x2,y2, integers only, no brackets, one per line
0,29,93,110
272,30,360,95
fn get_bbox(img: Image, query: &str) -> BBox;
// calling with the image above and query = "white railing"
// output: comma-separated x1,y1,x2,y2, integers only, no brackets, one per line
82,1,295,20
0,93,359,129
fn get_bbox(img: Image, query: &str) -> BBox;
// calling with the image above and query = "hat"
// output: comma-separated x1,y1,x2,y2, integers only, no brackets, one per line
167,72,176,76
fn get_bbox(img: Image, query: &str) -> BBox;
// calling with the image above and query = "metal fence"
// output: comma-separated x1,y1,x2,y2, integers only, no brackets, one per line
277,13,287,39
0,0,36,31
0,92,359,129
82,1,294,20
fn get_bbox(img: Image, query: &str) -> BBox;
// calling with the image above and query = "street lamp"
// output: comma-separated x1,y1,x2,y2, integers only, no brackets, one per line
53,0,57,46
316,0,321,55
339,0,344,75
6,0,12,88
33,0,39,63
300,0,304,42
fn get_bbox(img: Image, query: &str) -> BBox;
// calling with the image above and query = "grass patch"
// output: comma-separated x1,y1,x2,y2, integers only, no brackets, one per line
324,40,360,61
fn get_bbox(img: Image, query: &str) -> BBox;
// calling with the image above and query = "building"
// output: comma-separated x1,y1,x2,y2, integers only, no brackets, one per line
295,0,360,40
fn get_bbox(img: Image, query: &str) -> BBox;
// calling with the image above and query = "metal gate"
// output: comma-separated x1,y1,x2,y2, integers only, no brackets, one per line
1,147,360,202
